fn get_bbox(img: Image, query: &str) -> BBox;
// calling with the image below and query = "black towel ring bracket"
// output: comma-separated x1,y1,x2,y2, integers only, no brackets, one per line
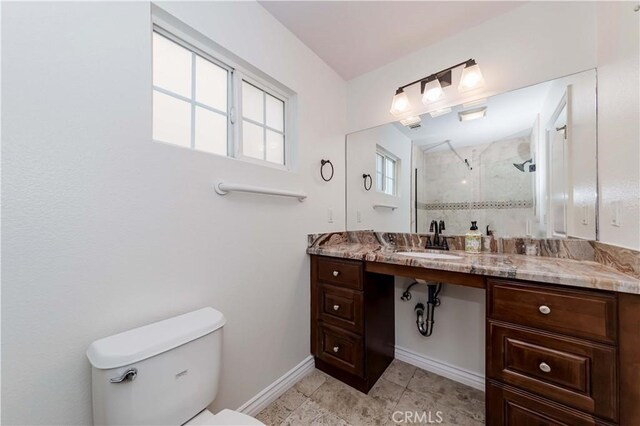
320,159,334,182
362,174,372,191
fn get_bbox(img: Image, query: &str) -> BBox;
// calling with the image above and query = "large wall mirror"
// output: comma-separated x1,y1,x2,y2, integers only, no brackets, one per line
346,69,597,239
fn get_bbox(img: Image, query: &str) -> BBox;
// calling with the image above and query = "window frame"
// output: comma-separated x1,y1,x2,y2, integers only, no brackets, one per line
375,147,398,196
151,19,292,170
235,74,289,168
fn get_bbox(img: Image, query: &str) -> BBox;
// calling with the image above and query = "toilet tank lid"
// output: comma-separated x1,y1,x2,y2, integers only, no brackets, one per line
86,307,226,369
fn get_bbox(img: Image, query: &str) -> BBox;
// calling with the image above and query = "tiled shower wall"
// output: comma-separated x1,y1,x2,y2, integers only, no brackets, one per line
415,136,535,236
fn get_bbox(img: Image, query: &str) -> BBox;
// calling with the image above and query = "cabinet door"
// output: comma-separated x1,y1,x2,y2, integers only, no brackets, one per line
488,280,617,344
317,257,363,290
319,284,363,333
487,382,615,426
487,322,617,421
316,323,364,377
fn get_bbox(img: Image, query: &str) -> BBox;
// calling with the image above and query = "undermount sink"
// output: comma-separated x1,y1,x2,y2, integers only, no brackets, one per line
395,251,463,260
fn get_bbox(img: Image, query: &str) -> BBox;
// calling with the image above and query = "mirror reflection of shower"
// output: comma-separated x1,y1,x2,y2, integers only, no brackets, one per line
415,134,536,236
421,140,473,169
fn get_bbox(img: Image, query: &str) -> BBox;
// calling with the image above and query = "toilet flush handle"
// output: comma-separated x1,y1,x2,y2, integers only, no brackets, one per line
110,368,138,383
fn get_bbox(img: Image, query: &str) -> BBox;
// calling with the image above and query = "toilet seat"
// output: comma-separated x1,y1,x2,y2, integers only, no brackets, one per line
185,409,264,426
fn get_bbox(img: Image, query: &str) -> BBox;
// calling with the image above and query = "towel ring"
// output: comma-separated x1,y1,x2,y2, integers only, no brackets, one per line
320,159,334,182
363,174,372,191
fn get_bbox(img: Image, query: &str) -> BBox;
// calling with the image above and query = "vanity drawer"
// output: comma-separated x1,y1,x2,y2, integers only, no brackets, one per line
487,280,617,344
487,382,615,426
316,323,363,377
488,322,618,421
317,257,363,290
319,283,363,333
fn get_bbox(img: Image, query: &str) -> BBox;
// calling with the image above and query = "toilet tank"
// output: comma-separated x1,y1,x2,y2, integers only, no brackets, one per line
87,307,226,425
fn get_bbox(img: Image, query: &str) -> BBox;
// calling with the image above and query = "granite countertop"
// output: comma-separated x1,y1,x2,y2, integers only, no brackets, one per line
307,233,640,294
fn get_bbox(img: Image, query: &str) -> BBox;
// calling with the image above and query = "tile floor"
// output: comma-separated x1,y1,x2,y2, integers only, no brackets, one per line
256,359,484,425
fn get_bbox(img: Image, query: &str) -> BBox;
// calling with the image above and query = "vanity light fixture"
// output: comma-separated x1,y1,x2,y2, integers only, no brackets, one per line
389,58,484,116
458,106,487,122
429,107,452,118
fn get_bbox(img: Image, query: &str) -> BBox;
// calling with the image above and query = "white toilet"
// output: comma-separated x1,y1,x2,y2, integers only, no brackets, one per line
86,307,264,425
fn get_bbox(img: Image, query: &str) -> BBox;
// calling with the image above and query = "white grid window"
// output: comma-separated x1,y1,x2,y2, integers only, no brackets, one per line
152,27,290,167
153,32,230,156
241,81,285,165
376,150,397,196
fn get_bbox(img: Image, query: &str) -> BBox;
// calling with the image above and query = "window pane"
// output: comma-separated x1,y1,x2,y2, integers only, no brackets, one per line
243,120,264,160
386,158,395,179
242,81,264,123
195,107,226,156
266,130,284,164
195,56,227,112
266,94,284,131
376,172,383,191
153,90,191,147
153,32,192,98
376,154,384,175
385,177,394,195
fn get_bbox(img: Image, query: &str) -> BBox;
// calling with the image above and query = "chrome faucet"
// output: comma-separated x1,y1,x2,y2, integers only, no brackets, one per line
426,220,449,250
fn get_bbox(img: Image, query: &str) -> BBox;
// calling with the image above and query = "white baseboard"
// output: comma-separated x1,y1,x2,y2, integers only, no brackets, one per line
395,346,485,392
237,348,482,417
237,355,315,417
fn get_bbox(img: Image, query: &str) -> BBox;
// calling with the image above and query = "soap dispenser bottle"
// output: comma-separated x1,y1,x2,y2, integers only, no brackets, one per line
465,221,482,254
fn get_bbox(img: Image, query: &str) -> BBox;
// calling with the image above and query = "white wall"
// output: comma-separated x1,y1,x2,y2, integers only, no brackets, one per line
346,125,411,232
347,2,597,133
1,2,346,424
596,2,640,250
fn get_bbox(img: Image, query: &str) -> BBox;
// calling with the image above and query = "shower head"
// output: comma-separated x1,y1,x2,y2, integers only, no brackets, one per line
513,159,533,172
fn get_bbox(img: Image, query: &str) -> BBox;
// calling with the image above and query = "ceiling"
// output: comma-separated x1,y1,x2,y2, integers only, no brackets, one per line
259,1,524,80
395,80,552,150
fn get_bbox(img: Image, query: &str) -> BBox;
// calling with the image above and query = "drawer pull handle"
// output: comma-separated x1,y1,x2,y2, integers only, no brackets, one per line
332,271,340,277
539,362,551,373
539,305,551,315
333,305,340,311
333,346,339,353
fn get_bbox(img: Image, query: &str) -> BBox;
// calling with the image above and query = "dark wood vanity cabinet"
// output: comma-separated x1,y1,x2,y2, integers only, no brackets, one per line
487,279,620,425
309,255,639,425
310,255,395,393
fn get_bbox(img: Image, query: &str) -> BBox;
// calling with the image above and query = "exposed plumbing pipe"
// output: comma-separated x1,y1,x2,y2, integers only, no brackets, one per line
401,281,443,337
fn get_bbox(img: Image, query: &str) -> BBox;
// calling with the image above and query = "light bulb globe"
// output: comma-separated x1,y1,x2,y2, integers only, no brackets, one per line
390,90,411,116
459,63,484,91
421,79,444,104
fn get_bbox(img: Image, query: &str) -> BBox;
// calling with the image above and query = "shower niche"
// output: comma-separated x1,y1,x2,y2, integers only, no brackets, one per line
345,69,597,239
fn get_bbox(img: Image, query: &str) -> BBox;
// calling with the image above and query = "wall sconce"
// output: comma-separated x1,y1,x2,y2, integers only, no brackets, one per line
389,58,484,116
